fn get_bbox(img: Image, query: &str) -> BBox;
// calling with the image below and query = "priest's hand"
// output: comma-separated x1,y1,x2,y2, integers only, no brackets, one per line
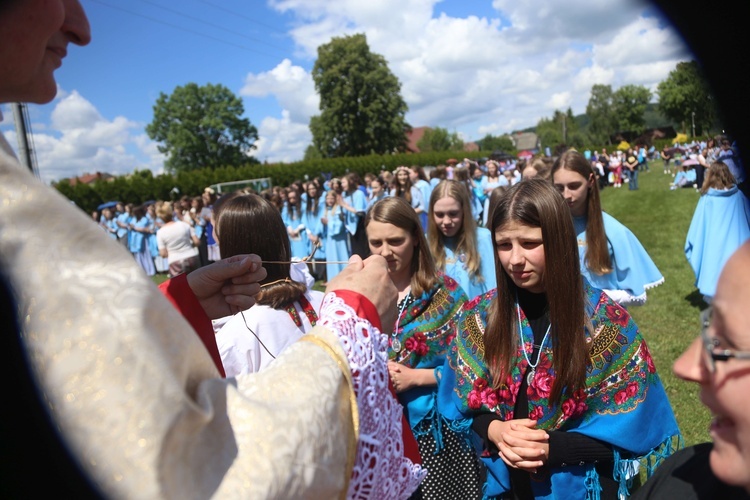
326,254,397,331
187,254,267,319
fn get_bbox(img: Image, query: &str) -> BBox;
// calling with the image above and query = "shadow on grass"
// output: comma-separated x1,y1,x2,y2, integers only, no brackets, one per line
684,289,709,312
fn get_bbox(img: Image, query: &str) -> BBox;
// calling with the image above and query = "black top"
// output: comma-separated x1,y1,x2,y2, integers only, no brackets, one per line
631,442,750,500
472,289,616,499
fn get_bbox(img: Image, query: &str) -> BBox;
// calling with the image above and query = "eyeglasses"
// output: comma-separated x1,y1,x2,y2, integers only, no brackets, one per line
700,307,750,373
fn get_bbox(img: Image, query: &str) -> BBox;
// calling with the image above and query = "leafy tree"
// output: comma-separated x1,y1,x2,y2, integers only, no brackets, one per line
146,83,259,173
417,127,464,152
612,84,652,133
476,134,514,152
535,109,578,149
303,144,323,161
657,60,719,136
310,33,409,157
586,84,617,144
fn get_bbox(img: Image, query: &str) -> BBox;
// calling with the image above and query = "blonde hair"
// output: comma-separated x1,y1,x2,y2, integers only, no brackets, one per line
427,180,483,282
156,202,174,222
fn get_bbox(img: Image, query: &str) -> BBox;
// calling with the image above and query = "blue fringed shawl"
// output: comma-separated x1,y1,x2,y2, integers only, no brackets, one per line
391,274,467,448
438,279,681,499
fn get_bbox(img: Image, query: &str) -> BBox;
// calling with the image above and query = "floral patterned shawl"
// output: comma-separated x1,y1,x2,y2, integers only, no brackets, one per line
438,278,681,499
391,274,467,435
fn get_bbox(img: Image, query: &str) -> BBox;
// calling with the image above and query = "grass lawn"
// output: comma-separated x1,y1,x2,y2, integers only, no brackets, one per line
152,160,710,448
599,164,709,447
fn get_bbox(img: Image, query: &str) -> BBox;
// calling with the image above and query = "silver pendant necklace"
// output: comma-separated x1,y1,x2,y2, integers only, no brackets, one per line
516,300,551,385
391,288,411,353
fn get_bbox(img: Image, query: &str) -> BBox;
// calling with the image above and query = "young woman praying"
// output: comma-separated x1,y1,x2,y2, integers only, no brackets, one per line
439,179,680,499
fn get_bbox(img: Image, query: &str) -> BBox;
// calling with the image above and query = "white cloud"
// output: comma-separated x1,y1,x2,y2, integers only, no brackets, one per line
24,1,694,180
240,59,319,122
21,91,164,184
253,109,312,164
547,91,573,110
259,0,690,147
594,16,688,67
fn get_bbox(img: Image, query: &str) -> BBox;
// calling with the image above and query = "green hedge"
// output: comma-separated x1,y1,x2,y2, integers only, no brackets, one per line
55,150,498,213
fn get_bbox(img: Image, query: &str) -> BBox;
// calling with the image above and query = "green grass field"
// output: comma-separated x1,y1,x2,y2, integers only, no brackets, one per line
152,160,710,447
599,165,709,447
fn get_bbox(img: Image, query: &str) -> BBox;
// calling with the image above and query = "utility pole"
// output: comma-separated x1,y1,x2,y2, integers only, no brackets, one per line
11,102,37,177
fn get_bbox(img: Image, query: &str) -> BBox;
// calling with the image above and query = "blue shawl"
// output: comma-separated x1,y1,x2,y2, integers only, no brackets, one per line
442,227,497,300
438,280,681,499
392,274,467,443
574,212,664,304
685,186,750,299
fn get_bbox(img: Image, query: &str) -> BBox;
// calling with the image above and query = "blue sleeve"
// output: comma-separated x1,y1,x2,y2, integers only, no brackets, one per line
329,208,345,235
477,228,497,292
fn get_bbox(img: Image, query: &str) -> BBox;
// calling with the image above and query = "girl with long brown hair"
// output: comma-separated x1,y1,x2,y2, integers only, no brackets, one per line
439,179,680,499
552,150,663,306
212,191,324,375
365,196,483,499
427,179,496,300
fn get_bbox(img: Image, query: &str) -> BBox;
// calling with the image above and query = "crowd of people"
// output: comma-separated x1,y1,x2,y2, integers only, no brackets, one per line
582,138,748,198
5,2,750,499
92,190,219,278
72,144,750,498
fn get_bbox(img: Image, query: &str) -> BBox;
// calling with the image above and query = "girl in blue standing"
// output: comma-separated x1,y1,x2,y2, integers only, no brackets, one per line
302,181,326,280
427,180,496,300
282,188,309,261
339,173,369,258
129,204,156,277
316,190,349,282
439,179,680,499
552,150,663,306
685,160,750,302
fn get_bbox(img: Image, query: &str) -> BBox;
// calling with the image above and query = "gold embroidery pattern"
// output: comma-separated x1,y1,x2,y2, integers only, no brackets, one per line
590,324,619,358
465,313,485,357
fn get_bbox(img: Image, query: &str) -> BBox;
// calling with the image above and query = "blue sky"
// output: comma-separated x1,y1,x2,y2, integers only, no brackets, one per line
0,0,691,184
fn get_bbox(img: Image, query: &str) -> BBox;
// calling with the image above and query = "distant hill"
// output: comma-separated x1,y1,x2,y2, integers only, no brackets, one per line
504,103,680,138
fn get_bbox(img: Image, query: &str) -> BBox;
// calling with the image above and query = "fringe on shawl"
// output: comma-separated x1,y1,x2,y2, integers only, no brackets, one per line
612,434,683,498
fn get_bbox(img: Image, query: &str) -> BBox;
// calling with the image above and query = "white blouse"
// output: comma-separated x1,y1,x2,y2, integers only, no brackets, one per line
216,289,325,376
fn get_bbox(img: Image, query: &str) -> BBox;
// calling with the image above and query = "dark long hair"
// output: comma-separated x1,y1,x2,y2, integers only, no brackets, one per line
214,192,305,309
305,183,322,217
487,179,590,405
392,167,414,204
551,150,612,275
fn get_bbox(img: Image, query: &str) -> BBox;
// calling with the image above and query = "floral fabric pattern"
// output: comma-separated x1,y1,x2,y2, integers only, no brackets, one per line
439,279,680,499
390,273,464,370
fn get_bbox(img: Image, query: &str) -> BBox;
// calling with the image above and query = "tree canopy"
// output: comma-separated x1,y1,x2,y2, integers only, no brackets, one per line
310,33,409,157
417,127,464,152
612,84,652,133
657,60,718,136
146,83,258,173
476,134,514,152
586,84,618,144
536,108,585,150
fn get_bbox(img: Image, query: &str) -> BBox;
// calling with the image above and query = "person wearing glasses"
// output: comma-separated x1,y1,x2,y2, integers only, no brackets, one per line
633,241,750,499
